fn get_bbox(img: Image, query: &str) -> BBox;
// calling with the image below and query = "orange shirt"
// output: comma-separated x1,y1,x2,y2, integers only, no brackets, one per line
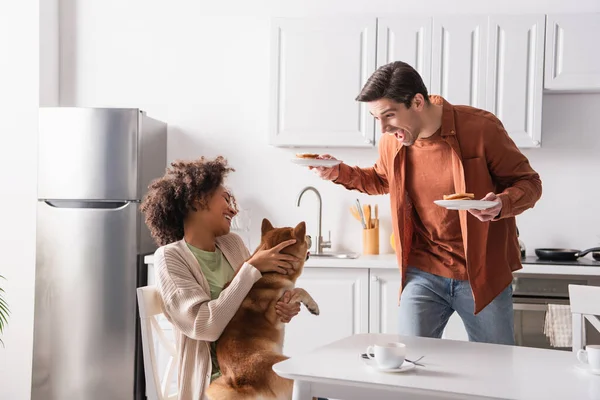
405,130,468,280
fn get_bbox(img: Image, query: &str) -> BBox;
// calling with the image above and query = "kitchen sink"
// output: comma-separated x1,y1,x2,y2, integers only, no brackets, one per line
309,252,360,259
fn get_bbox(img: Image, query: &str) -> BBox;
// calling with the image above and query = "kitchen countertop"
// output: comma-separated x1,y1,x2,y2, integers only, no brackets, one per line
521,255,600,266
144,253,600,277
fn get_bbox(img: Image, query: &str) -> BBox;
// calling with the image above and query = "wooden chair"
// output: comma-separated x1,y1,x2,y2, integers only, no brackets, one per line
568,284,600,352
137,286,178,400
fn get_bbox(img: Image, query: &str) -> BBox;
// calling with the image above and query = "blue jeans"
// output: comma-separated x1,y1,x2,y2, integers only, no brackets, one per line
397,267,515,345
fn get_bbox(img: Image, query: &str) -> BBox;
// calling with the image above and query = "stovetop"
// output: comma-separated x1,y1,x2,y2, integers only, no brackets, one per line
521,256,600,267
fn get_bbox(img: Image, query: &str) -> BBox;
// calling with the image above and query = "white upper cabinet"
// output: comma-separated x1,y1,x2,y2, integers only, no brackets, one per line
544,13,600,91
431,15,488,109
376,17,432,88
376,17,433,143
486,15,545,148
269,17,377,147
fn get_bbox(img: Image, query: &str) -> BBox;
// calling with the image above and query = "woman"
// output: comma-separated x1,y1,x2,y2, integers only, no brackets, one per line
140,156,301,400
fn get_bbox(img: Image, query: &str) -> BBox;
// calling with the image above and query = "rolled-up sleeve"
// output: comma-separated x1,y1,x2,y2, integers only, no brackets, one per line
333,139,390,195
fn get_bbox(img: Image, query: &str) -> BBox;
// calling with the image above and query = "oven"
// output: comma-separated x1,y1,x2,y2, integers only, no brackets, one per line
512,275,600,351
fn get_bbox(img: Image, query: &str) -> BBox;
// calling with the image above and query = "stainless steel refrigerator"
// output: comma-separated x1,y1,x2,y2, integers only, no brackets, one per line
32,108,167,400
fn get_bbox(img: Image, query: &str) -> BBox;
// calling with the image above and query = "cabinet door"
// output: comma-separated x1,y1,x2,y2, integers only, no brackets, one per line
376,17,433,144
431,15,488,108
282,268,369,358
545,13,600,91
369,268,402,334
377,17,432,88
487,15,545,148
269,18,377,147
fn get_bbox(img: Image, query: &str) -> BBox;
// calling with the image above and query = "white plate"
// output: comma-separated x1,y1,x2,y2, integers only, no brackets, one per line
290,158,342,167
362,358,416,373
575,363,600,376
434,200,499,210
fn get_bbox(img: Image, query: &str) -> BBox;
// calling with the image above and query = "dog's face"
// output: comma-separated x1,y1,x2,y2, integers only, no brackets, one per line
259,218,309,278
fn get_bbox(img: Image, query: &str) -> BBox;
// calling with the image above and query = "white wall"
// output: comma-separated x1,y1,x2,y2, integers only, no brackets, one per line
0,1,39,399
520,93,600,252
4,1,600,398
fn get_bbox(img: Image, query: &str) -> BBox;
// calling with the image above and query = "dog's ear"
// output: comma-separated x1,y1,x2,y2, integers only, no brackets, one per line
293,221,306,239
261,218,274,236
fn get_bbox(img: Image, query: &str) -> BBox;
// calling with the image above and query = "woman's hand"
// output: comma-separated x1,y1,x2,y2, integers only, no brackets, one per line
276,290,301,323
247,239,300,275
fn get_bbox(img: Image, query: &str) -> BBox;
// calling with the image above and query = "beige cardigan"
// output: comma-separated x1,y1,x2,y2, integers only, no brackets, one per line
154,233,262,400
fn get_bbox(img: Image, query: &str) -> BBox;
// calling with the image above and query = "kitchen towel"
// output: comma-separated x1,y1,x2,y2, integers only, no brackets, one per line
543,304,572,348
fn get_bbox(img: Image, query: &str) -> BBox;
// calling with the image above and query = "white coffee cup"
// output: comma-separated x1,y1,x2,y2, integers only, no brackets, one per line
366,342,406,369
577,345,600,371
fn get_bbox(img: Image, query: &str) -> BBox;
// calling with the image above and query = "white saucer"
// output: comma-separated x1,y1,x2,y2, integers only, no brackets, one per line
575,363,600,376
362,358,416,373
290,158,342,167
434,199,499,210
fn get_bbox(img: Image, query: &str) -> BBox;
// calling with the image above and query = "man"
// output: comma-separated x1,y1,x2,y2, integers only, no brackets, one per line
312,61,542,345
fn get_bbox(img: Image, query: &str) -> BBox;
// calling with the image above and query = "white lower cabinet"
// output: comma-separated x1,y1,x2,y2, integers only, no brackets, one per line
368,268,402,334
282,268,370,358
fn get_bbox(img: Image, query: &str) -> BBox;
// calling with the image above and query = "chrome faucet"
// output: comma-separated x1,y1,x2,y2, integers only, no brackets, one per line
296,186,331,255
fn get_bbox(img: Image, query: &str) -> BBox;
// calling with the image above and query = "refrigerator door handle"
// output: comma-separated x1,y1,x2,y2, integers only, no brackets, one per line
43,200,133,210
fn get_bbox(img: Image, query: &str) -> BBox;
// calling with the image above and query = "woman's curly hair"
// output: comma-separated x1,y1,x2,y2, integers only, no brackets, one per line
140,156,236,246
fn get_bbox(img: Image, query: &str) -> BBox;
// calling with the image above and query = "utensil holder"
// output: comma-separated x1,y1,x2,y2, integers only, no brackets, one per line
362,227,379,255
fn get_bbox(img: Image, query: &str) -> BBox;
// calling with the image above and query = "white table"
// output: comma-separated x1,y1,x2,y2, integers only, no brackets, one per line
273,333,600,400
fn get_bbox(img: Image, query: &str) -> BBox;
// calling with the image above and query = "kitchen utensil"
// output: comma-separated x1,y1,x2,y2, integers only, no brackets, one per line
374,204,379,228
361,353,425,366
350,206,362,223
364,205,371,229
355,199,367,229
535,247,600,261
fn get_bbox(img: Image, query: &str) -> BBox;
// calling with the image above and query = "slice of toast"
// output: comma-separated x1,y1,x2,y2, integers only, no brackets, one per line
443,193,475,201
295,153,319,159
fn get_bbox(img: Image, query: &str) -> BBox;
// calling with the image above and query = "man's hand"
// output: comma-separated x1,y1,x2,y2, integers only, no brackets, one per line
275,290,301,323
468,192,503,222
308,154,340,181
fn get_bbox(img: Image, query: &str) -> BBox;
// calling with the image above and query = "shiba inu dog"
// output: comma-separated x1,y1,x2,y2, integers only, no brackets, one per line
206,218,320,400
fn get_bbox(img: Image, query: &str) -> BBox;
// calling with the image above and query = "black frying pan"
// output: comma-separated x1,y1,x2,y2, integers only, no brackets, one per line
535,247,600,261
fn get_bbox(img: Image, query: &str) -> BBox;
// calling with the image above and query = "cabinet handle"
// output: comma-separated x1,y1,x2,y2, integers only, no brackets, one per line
364,138,374,145
371,275,378,282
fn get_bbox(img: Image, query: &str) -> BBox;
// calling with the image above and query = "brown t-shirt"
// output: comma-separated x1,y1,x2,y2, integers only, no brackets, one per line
405,130,467,280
